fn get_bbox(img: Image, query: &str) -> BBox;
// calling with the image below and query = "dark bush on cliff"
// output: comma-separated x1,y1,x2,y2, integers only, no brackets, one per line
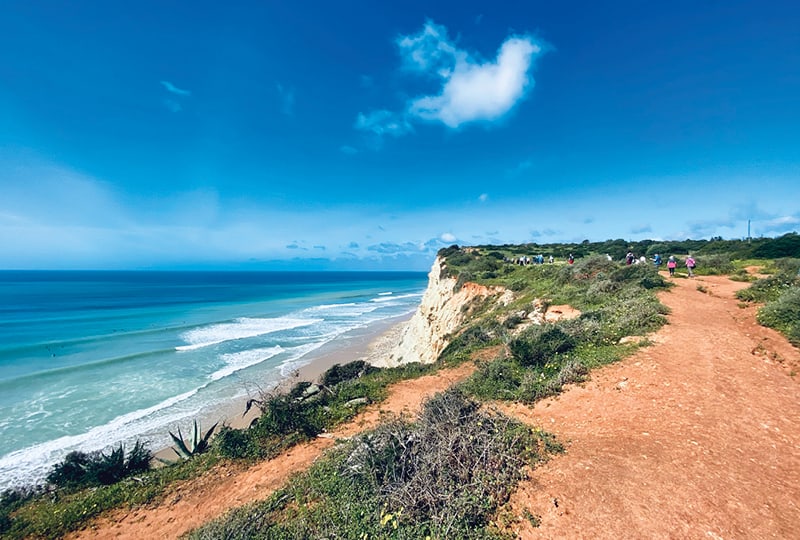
509,325,577,367
47,441,151,488
321,360,377,387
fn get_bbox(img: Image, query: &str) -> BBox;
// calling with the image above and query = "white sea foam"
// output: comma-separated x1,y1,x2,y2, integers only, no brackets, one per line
0,388,204,490
210,346,284,381
309,302,359,310
303,303,378,318
378,291,393,296
176,317,321,351
277,341,331,376
369,292,423,303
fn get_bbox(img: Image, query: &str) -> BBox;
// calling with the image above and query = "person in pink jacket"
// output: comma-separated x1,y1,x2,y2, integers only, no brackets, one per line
667,255,677,276
685,255,696,277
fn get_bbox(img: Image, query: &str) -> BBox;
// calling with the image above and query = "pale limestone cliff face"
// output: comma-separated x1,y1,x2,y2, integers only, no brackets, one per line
374,257,513,368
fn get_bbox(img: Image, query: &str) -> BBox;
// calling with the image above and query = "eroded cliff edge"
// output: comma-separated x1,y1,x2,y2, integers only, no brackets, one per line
374,256,513,367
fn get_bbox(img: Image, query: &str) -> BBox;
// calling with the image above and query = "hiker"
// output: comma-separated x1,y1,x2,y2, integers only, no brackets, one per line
686,255,696,277
652,253,662,270
626,251,634,265
568,254,575,264
548,255,554,264
667,255,677,276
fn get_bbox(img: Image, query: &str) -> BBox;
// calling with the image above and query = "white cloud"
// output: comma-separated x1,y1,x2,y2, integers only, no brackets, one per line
440,232,457,242
478,193,488,202
160,80,191,97
408,36,540,127
355,110,412,137
355,21,543,142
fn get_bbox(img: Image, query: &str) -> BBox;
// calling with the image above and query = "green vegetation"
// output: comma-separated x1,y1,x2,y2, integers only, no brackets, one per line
46,441,151,489
169,420,218,460
736,258,800,347
442,251,669,405
2,452,220,540
188,389,561,539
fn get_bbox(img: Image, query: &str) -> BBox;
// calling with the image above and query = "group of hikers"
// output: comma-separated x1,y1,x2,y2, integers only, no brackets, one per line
627,251,696,277
507,251,696,277
510,254,555,265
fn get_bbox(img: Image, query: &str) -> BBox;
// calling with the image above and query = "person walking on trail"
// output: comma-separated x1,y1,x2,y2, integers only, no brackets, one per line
568,254,575,264
652,253,662,270
686,255,696,277
667,255,677,276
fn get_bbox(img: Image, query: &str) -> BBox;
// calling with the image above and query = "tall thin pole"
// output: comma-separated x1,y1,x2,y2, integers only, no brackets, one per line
748,219,751,242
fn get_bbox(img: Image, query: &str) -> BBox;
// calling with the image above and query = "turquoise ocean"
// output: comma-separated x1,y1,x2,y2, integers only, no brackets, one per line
0,270,427,489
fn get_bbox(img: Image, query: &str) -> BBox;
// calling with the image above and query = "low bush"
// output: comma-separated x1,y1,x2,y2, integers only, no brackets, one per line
321,360,376,387
736,272,800,303
46,441,151,489
757,287,800,347
188,389,561,539
462,357,525,400
509,325,577,368
694,254,735,275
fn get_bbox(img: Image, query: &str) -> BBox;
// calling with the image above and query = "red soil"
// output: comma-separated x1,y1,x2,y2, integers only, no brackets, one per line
499,274,800,539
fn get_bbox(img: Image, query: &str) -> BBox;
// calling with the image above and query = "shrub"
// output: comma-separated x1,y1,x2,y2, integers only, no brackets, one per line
694,254,735,275
757,287,800,346
46,441,151,489
321,360,376,387
189,389,560,540
169,421,218,460
214,426,256,459
572,255,616,279
342,388,550,534
437,321,502,363
509,325,577,367
462,357,525,400
610,264,668,289
737,272,800,303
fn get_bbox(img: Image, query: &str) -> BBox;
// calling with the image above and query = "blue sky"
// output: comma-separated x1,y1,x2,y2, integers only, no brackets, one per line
1,1,798,270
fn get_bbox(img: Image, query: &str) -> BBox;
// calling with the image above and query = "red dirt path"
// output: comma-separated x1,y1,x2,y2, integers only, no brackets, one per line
500,274,800,539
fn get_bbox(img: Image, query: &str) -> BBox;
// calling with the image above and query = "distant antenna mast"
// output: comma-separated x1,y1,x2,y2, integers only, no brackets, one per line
748,219,751,243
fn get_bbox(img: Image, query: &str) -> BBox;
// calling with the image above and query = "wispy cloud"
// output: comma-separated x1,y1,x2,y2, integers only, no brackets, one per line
160,80,191,113
355,110,412,137
757,215,800,235
631,224,652,234
440,232,457,243
160,80,191,97
355,20,543,145
478,193,489,202
276,84,295,115
506,159,533,177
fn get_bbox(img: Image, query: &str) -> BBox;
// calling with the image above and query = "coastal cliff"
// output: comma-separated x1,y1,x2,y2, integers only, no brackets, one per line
375,257,513,367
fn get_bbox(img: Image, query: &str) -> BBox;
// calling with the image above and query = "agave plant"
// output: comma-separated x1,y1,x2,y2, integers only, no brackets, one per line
169,420,218,459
